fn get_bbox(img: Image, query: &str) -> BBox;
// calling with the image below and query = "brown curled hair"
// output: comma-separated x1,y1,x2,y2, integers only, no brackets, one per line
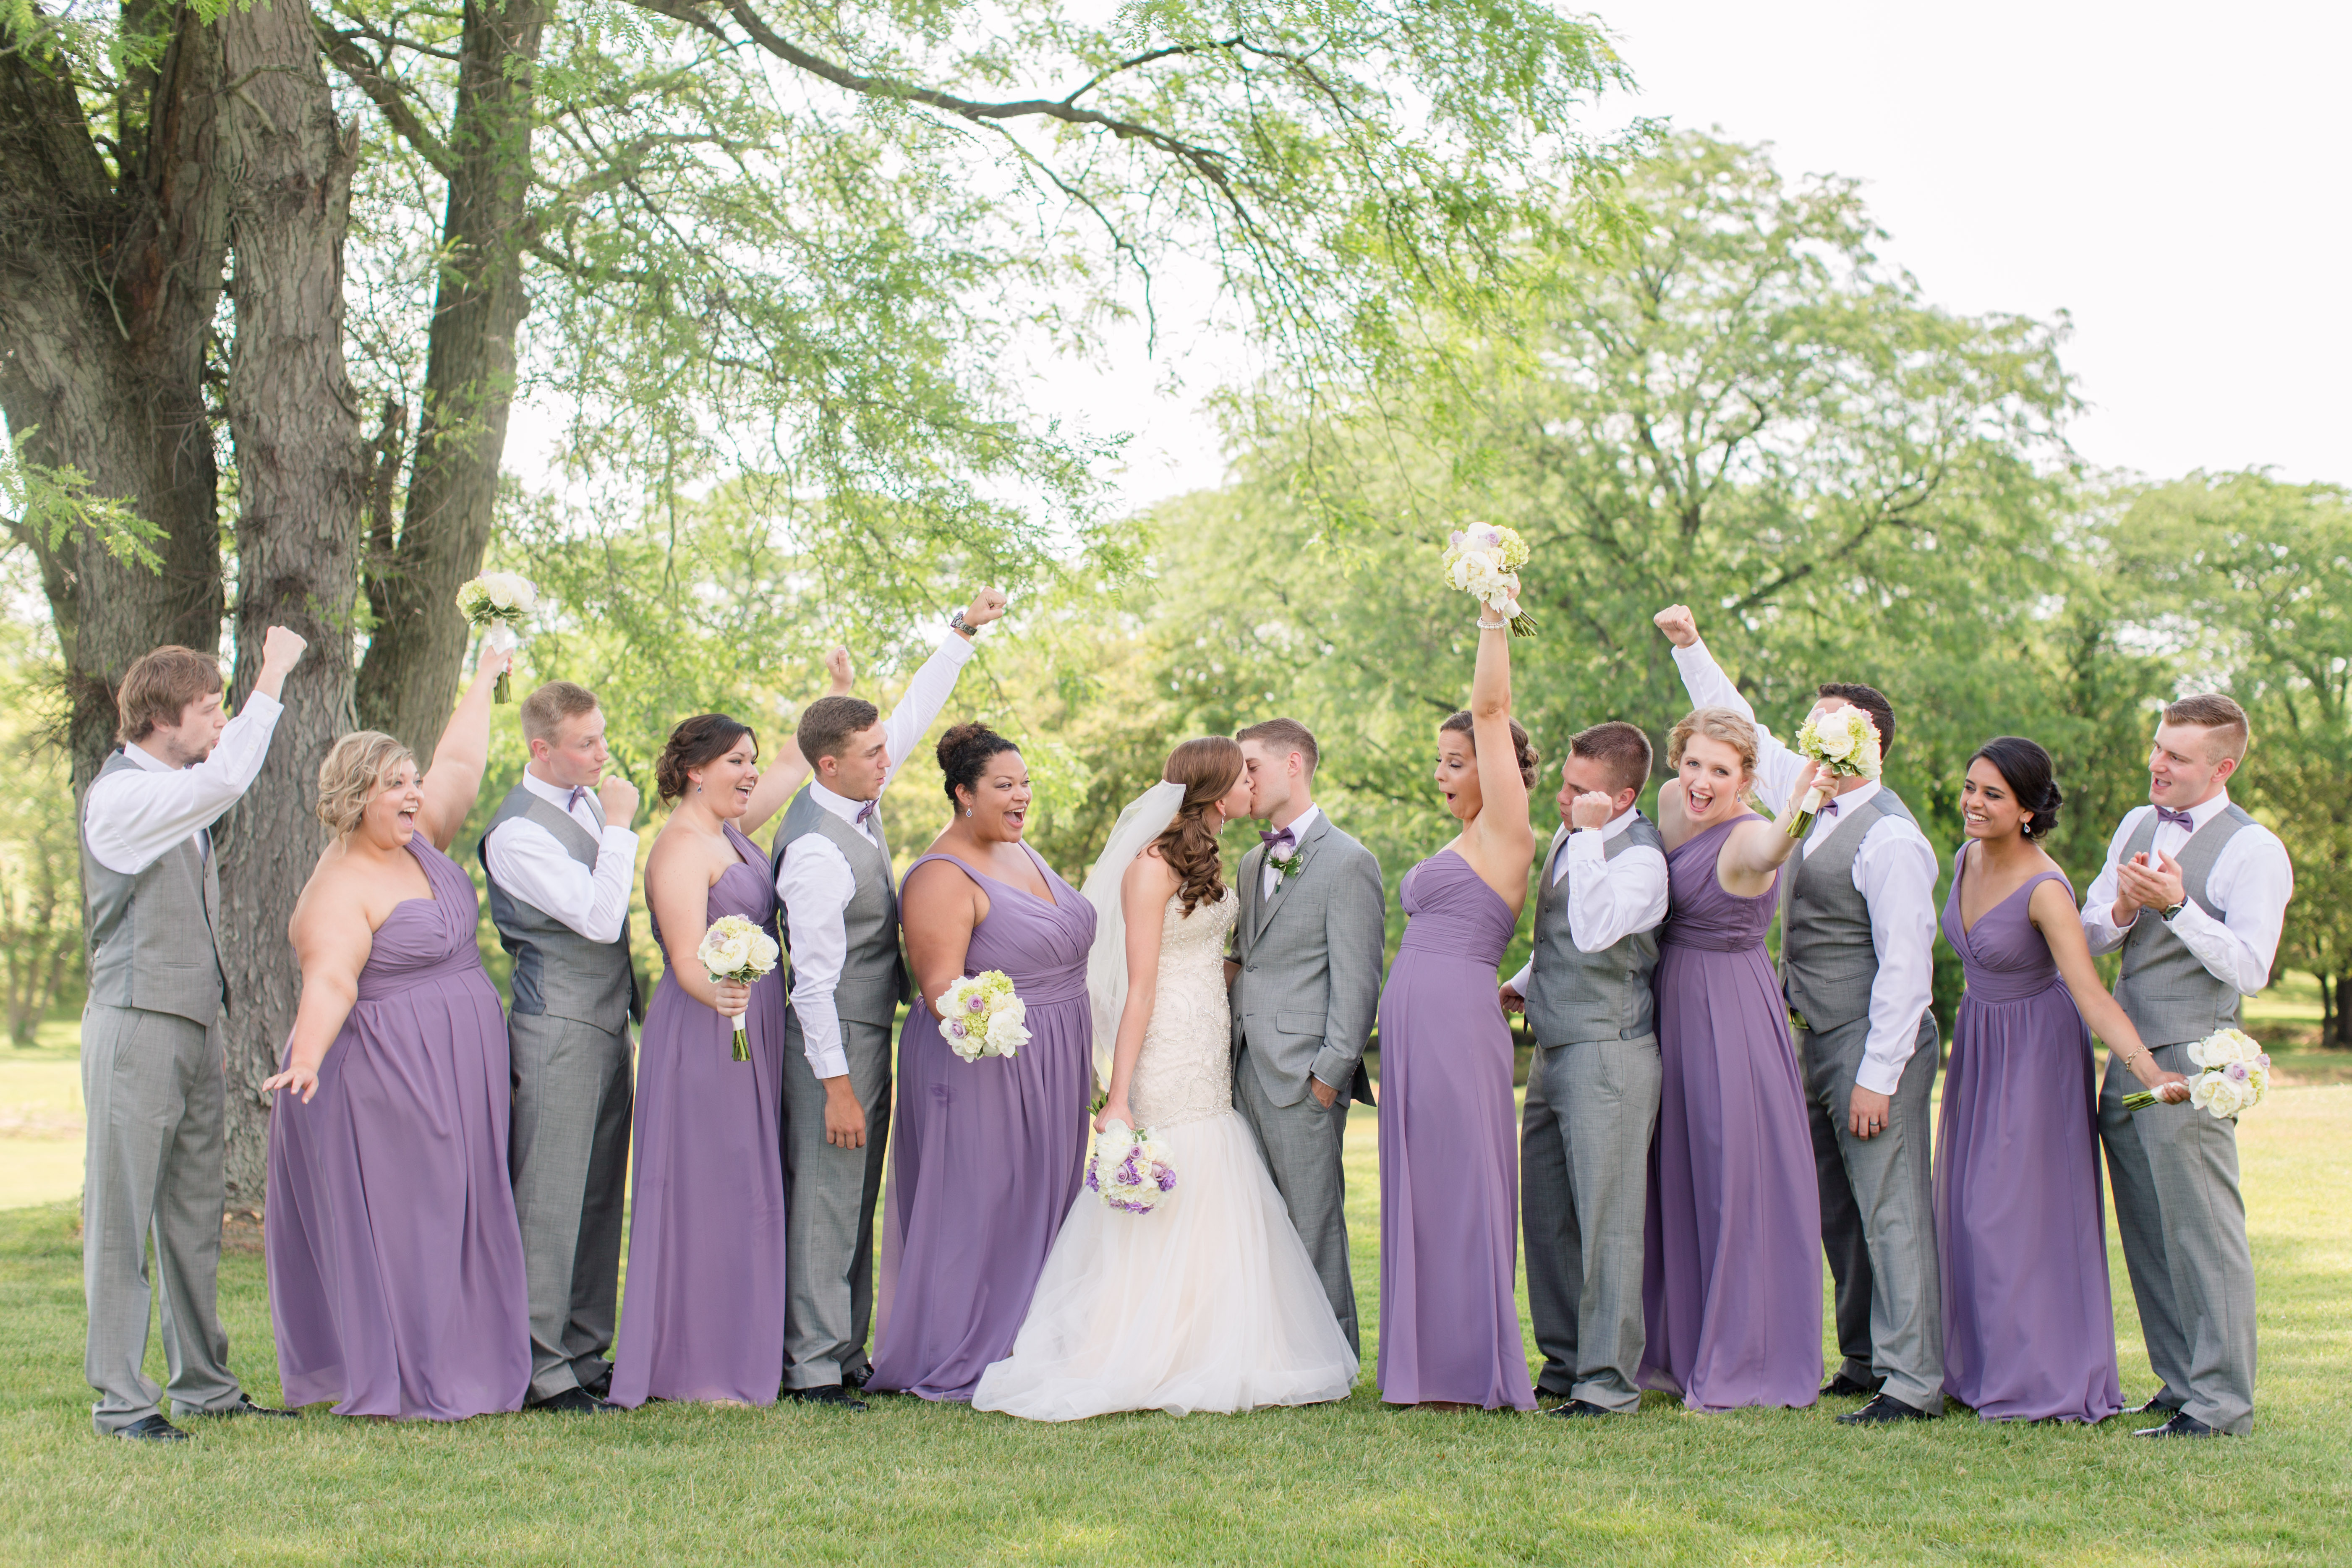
1153,737,1244,918
656,713,757,804
115,645,225,745
1438,710,1541,789
937,721,1020,804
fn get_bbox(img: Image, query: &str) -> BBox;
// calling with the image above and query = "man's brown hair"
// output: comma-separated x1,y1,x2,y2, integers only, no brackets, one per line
115,646,225,745
1568,721,1654,799
797,695,882,769
1235,717,1320,779
2163,693,2251,765
519,681,601,747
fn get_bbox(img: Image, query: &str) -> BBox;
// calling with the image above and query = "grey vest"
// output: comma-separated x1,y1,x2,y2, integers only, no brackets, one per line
1781,787,1916,1032
770,786,910,1028
81,747,227,1027
2112,805,2256,1047
1523,814,1664,1049
479,784,640,1032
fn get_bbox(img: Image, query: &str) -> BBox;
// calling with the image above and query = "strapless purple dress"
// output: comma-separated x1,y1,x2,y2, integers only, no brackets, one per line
1376,848,1537,1410
265,837,530,1419
870,846,1097,1401
1936,852,2122,1422
1640,814,1823,1411
609,823,789,1407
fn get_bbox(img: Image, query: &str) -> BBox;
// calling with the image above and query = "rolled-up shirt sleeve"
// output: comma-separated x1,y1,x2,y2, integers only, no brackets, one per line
777,835,858,1079
82,693,284,875
1851,820,1940,1095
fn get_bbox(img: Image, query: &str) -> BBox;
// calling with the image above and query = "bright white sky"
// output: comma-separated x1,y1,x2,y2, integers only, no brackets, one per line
1016,0,2352,512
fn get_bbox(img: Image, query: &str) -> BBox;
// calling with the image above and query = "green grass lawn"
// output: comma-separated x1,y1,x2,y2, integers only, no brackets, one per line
3,1069,2347,1565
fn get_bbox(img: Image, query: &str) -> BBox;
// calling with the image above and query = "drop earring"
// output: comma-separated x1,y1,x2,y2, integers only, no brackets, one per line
965,808,974,819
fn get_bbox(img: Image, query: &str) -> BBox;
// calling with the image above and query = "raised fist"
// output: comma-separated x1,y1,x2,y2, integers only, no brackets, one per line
1652,604,1699,649
259,625,308,675
1569,790,1617,831
596,774,641,829
963,587,1009,629
823,645,853,696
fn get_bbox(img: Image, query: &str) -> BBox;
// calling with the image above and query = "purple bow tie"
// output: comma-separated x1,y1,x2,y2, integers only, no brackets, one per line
855,799,880,826
567,786,591,813
1817,798,1840,819
1261,828,1295,853
2154,805,2196,830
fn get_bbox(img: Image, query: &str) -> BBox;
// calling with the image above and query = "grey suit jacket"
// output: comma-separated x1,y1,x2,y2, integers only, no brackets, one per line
1229,811,1386,1108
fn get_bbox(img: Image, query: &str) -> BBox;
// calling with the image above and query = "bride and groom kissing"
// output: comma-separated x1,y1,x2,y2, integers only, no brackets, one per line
971,719,1385,1420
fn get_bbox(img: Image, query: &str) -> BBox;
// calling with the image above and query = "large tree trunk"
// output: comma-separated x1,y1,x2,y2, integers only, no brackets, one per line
355,0,549,756
211,3,365,1205
0,10,230,795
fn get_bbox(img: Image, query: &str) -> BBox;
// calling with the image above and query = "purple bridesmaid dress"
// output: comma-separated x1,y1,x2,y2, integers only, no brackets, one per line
1376,849,1537,1410
609,823,789,1406
869,846,1097,1401
265,838,531,1419
1640,814,1823,1411
1936,852,2123,1422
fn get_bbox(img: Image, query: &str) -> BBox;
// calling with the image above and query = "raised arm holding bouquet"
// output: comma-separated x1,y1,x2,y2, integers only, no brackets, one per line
456,572,538,702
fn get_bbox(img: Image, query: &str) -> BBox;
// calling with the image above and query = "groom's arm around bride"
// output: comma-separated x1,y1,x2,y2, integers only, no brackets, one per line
1228,718,1385,1356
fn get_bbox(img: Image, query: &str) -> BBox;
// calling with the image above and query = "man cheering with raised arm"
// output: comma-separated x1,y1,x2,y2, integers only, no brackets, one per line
480,681,647,1414
2084,694,2292,1439
81,629,308,1441
772,588,1007,1409
1655,604,1944,1425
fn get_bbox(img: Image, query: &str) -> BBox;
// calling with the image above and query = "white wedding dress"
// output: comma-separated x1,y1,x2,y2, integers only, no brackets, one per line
972,886,1359,1419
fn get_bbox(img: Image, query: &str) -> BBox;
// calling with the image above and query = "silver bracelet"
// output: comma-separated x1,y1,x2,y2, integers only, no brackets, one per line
1476,616,1509,630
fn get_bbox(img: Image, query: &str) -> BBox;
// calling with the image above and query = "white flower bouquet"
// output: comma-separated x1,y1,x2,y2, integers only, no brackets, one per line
1440,523,1537,636
937,970,1031,1062
1787,706,1883,837
2121,1026,2271,1118
454,570,538,702
696,914,780,1062
1086,1120,1177,1215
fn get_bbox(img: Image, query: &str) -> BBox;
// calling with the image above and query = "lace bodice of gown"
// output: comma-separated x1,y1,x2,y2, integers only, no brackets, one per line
1129,887,1239,1130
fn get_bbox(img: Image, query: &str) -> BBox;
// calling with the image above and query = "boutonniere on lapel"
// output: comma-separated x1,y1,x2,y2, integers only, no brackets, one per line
1260,827,1305,885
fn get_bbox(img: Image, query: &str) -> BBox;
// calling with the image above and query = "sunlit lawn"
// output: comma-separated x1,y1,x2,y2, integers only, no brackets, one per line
2,993,2347,1564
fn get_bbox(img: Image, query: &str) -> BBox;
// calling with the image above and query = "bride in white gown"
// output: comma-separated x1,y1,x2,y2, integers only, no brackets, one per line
972,737,1359,1420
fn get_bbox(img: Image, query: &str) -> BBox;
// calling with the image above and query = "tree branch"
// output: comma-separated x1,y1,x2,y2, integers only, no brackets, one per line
311,16,457,177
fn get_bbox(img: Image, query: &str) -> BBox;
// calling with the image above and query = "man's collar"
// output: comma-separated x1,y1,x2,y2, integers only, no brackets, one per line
2174,788,2232,829
123,741,176,774
1833,779,1882,816
1273,803,1322,844
1599,805,1642,842
520,768,577,809
809,777,872,826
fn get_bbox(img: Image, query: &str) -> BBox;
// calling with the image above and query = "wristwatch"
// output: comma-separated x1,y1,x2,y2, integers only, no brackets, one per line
949,609,978,637
2161,899,2189,921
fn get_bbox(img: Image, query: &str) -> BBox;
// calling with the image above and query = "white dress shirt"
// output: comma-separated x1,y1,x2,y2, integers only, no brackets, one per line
481,769,639,944
778,635,976,1079
1673,640,1940,1095
2080,789,2293,995
1261,804,1323,901
81,693,284,875
1506,806,1670,996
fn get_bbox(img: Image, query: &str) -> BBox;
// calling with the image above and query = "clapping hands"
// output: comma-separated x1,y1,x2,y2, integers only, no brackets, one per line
2115,850,2187,920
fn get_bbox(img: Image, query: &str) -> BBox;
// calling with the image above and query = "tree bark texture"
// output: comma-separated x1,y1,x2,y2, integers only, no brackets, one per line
354,0,549,758
0,11,230,794
211,2,365,1204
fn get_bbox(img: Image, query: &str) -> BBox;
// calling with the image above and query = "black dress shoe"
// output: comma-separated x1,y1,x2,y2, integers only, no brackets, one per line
198,1394,296,1419
1837,1393,1937,1425
580,1365,614,1400
1822,1372,1883,1399
2127,1393,2180,1416
1544,1399,1623,1419
783,1384,868,1411
528,1387,622,1415
2135,1410,2219,1438
841,1364,873,1390
116,1414,190,1443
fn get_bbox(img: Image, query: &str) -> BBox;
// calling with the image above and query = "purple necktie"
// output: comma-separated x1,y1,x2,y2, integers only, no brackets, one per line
2154,806,2196,830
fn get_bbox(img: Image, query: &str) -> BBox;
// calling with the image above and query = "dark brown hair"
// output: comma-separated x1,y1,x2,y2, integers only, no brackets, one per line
115,645,224,745
656,713,757,804
1439,710,1540,789
519,681,599,747
1235,717,1320,779
1970,736,2063,840
1568,721,1654,798
797,695,881,768
1154,737,1244,917
938,722,1019,805
1817,682,1897,764
2162,693,2250,764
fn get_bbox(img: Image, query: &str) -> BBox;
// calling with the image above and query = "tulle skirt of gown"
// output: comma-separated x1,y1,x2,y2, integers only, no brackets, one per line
972,1110,1359,1420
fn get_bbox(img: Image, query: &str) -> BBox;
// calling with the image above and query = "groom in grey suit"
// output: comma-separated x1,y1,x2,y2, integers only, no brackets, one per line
1228,718,1385,1354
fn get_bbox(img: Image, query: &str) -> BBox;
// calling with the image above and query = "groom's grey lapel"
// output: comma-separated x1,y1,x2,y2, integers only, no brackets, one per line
1236,839,1266,957
1254,812,1334,943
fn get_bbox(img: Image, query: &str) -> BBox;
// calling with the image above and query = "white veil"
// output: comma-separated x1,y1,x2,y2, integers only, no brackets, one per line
1080,779,1185,1092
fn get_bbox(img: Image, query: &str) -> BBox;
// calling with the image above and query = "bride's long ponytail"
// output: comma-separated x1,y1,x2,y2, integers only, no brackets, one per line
1154,737,1244,917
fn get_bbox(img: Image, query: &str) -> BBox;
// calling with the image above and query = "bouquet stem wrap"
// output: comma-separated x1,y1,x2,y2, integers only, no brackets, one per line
2121,1027,2270,1116
696,915,781,1063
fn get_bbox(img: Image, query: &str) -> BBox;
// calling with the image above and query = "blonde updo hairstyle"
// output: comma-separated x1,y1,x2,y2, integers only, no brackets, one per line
1666,706,1761,807
316,731,419,838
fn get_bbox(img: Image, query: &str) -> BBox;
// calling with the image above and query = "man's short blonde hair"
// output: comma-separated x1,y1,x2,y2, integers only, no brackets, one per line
2162,693,2251,765
315,731,417,838
520,681,600,747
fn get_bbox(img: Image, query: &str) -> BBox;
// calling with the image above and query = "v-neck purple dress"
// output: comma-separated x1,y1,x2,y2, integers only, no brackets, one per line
266,837,531,1419
1375,848,1536,1410
609,823,789,1407
1640,814,1823,1411
870,845,1097,1401
1936,849,2122,1423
